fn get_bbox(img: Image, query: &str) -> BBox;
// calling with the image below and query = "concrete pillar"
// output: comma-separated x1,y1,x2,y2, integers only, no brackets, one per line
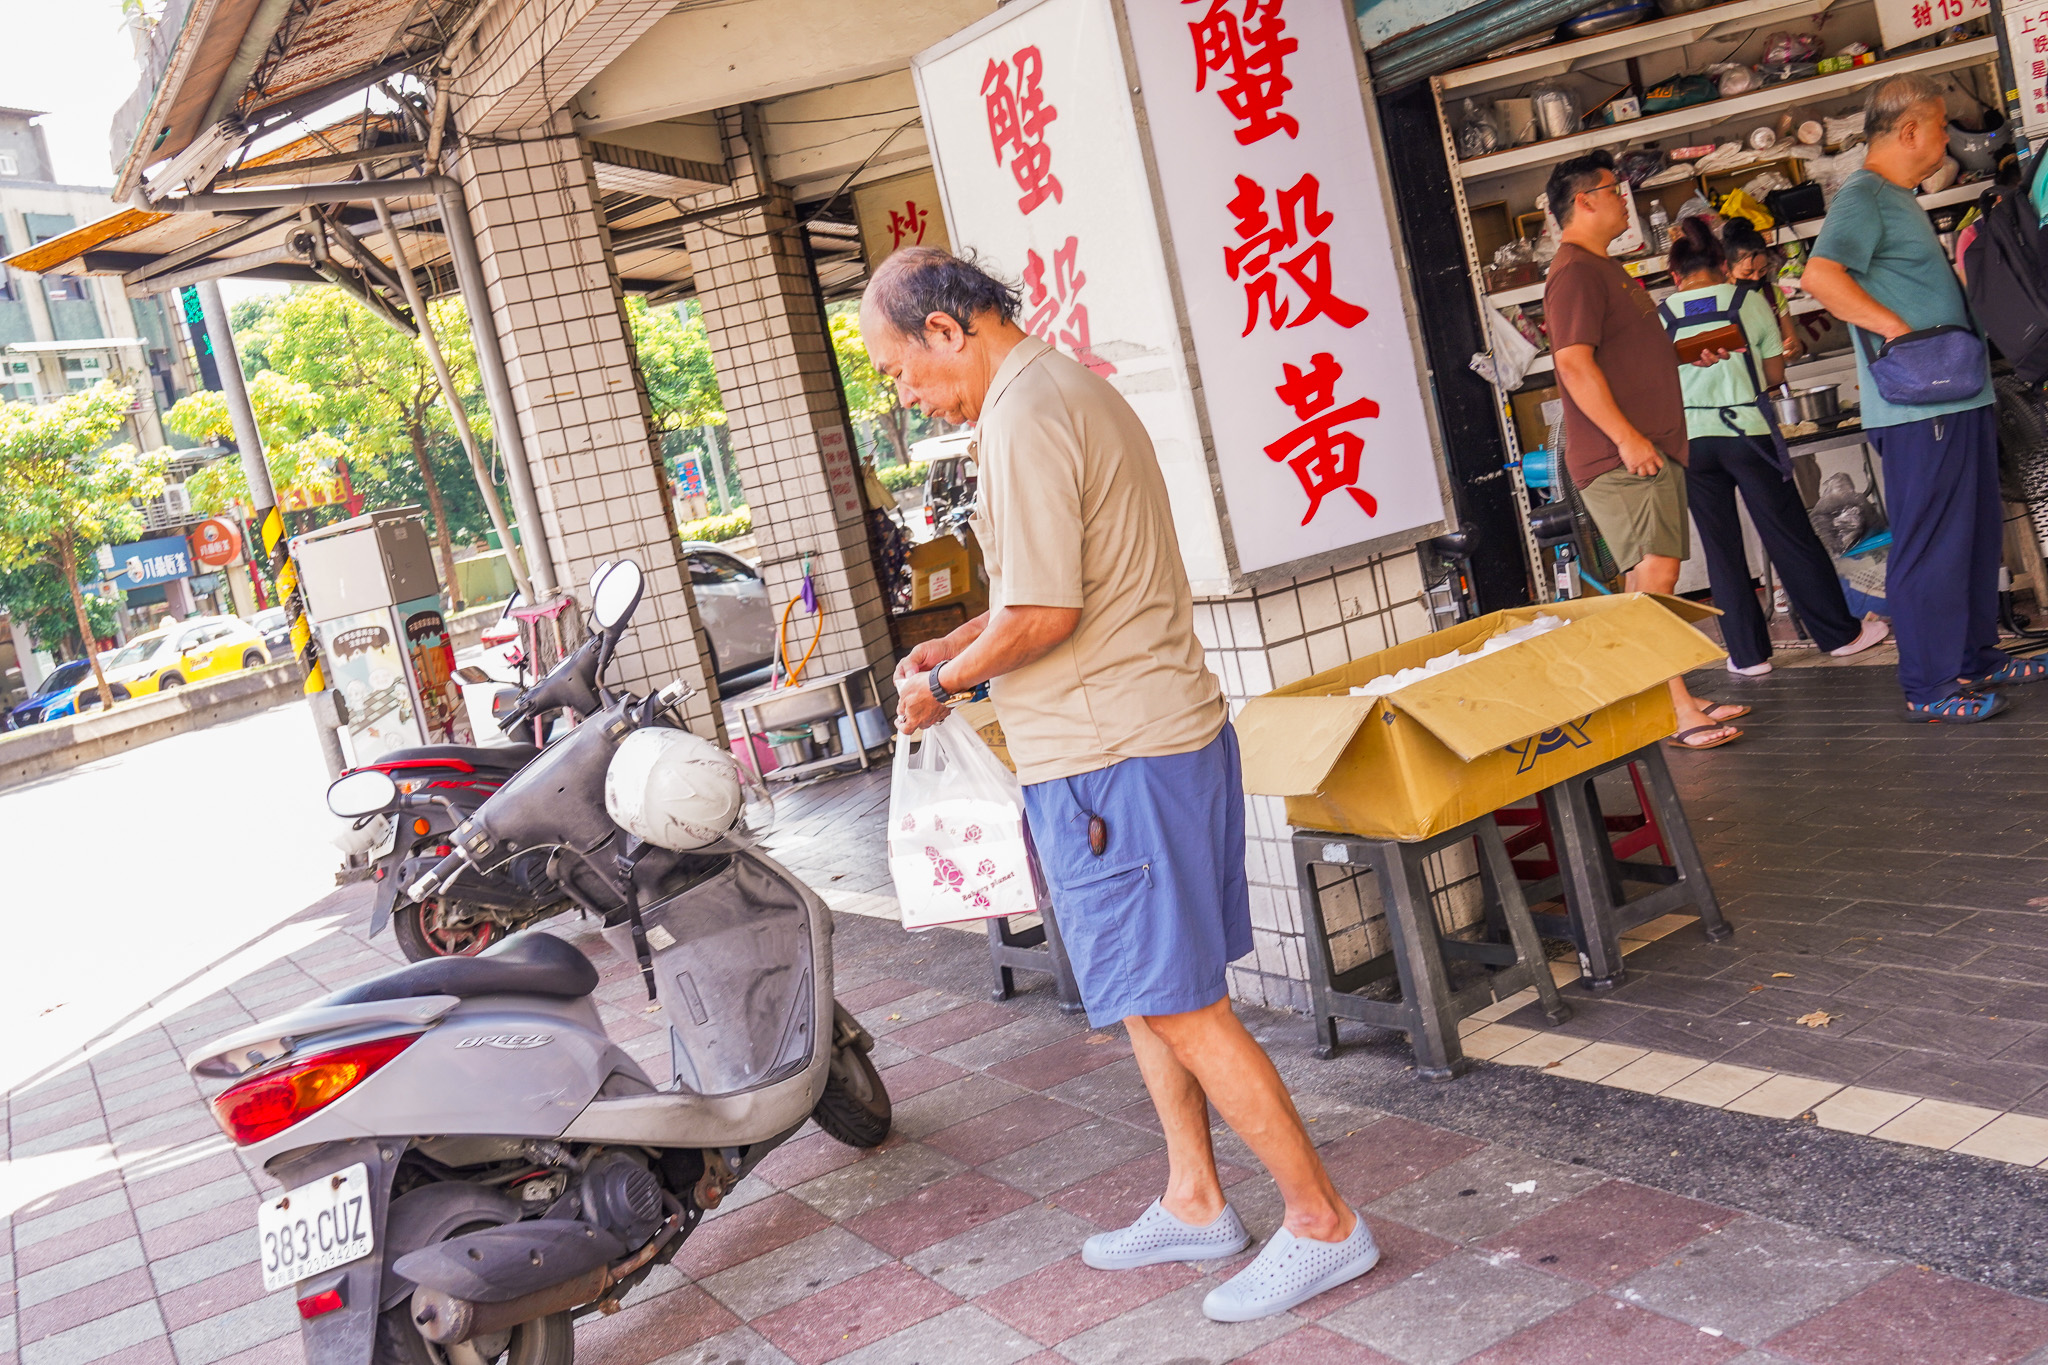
1189,548,1488,1011
450,111,721,739
681,109,893,692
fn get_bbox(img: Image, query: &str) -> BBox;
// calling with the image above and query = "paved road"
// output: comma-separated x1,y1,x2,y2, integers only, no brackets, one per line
0,702,343,1096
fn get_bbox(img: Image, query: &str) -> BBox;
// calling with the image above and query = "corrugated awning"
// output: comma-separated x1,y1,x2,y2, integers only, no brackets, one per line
1366,0,1595,91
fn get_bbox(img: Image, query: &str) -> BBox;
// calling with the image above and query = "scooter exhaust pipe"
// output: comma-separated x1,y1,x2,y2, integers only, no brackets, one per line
410,1209,682,1346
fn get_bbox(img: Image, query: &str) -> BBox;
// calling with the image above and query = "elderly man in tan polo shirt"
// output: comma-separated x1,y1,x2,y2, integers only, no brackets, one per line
865,246,1379,1322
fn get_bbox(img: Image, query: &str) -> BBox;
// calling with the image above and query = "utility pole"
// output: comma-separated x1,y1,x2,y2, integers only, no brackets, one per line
196,278,347,779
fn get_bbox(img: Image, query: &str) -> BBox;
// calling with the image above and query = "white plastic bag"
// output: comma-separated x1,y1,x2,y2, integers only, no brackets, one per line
889,713,1039,929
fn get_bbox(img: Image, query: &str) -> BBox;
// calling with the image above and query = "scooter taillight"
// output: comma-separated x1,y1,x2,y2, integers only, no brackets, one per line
211,1033,420,1145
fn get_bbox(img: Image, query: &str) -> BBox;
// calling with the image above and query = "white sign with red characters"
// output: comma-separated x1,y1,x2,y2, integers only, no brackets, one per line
818,427,863,522
1877,0,1988,56
914,0,1446,586
2003,0,2048,138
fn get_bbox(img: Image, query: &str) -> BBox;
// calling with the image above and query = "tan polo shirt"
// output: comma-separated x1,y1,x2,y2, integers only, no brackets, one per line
970,336,1224,784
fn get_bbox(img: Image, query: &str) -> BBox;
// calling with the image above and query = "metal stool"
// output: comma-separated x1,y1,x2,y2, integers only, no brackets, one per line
1293,813,1571,1079
1532,744,1730,991
986,903,1085,1014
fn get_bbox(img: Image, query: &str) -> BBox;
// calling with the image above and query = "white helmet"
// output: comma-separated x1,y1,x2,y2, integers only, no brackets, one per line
605,727,742,851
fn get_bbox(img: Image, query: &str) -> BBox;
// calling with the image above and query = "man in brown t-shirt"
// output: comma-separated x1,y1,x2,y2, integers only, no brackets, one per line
1542,150,1743,749
866,248,1379,1321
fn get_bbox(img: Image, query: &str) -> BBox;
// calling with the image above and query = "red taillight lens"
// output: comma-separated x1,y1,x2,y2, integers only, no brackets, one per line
212,1034,419,1145
298,1287,345,1319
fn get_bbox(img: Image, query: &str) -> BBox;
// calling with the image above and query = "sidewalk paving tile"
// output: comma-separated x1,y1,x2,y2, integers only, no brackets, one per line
1286,1218,1459,1323
1235,1323,1406,1364
1599,1049,1708,1094
823,1305,1041,1365
1722,1073,1843,1119
1614,1218,1902,1344
840,1171,1033,1258
1545,1041,1648,1083
1366,1145,1606,1245
1318,1117,1487,1206
1045,1149,1255,1230
888,1074,1031,1141
1869,1098,2001,1150
1661,1062,1772,1108
1812,1086,1920,1135
922,1095,1088,1166
904,1200,1098,1298
975,1116,1163,1197
1321,1251,1590,1365
635,1324,796,1365
1054,1281,1299,1365
1951,1112,2048,1166
975,1253,1202,1345
1464,1294,1747,1364
14,1238,145,1308
787,1140,962,1222
1482,1183,1739,1288
165,1293,295,1365
15,1300,166,1365
699,1226,890,1321
748,1262,957,1364
1763,1266,2048,1365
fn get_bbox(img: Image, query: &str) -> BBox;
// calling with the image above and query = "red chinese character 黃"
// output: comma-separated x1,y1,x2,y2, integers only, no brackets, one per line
983,47,1062,214
1224,172,1368,337
1184,0,1299,144
1022,236,1117,377
888,201,930,249
1264,352,1379,525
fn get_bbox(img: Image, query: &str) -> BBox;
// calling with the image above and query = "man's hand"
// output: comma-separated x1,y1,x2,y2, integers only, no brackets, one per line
1617,432,1664,477
1690,347,1731,369
894,638,956,685
896,670,950,736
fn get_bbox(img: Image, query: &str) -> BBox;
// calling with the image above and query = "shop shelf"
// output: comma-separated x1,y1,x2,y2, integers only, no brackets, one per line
1437,0,1846,101
1452,36,1997,180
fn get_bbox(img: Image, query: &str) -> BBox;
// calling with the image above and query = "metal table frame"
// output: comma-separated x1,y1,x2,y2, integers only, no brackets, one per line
732,665,890,786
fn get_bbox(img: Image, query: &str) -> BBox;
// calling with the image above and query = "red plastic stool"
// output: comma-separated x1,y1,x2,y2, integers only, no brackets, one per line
1494,760,1669,887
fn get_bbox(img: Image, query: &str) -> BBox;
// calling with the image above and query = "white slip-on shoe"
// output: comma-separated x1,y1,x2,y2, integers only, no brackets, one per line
1727,659,1773,676
1081,1200,1250,1271
1830,617,1891,658
1201,1208,1380,1322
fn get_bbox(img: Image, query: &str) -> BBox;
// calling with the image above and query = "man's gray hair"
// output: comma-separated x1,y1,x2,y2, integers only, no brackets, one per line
865,246,1022,345
1864,73,1948,141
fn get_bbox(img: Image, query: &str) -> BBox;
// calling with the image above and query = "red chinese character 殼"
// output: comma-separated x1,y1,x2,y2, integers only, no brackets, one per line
1022,236,1117,377
1264,353,1379,524
1184,0,1299,144
887,201,930,249
983,46,1063,214
1224,172,1368,337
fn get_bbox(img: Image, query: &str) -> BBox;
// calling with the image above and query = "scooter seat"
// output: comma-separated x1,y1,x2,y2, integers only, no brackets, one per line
378,744,540,774
320,932,599,1006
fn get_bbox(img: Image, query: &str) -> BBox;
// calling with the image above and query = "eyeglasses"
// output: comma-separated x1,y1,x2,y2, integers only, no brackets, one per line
1580,181,1624,200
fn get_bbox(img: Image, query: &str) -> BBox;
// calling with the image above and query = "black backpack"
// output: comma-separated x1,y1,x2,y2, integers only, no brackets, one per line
1963,169,2048,385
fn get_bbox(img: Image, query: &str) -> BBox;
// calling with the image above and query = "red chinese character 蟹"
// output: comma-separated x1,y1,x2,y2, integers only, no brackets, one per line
1264,352,1380,524
1224,172,1369,336
983,46,1063,214
1022,236,1118,377
1185,0,1299,144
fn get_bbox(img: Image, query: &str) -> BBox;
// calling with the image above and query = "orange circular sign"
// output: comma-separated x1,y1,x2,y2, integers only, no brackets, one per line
190,517,243,570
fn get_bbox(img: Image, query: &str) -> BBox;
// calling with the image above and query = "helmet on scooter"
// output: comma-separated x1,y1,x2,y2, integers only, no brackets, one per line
604,727,742,851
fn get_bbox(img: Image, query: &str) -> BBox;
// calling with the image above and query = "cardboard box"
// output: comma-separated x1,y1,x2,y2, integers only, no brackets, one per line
953,698,1013,773
1236,595,1724,842
907,529,988,613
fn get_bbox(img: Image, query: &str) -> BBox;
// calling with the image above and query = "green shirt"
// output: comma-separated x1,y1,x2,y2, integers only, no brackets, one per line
1810,168,1992,429
1666,283,1784,439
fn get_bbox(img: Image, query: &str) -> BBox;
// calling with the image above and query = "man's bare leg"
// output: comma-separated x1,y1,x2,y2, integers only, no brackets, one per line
1629,553,1737,743
1136,998,1352,1242
1125,1015,1226,1226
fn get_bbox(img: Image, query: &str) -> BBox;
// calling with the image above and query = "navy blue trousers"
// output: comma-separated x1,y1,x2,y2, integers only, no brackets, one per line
1685,434,1862,668
1867,404,2009,705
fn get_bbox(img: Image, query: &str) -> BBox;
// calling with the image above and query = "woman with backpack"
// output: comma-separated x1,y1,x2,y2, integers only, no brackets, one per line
1660,216,1891,675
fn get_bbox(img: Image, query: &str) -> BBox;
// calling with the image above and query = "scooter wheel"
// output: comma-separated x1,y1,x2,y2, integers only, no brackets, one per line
812,1025,891,1148
374,1301,574,1365
393,898,500,961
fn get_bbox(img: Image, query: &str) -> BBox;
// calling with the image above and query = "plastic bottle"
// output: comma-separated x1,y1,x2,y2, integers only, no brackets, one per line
1648,202,1672,256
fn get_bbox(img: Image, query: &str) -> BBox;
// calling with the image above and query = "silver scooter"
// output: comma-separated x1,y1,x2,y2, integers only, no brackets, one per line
188,560,889,1365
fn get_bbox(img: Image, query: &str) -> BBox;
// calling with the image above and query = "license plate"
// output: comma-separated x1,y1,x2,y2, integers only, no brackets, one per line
371,819,396,860
256,1163,374,1292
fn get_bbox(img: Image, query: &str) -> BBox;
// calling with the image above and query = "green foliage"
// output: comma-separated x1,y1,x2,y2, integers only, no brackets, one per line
828,306,896,423
677,507,752,543
0,385,169,578
0,562,113,650
630,299,725,432
163,370,346,514
876,461,926,493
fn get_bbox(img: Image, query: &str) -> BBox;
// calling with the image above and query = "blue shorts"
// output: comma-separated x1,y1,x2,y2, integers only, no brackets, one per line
1021,723,1253,1027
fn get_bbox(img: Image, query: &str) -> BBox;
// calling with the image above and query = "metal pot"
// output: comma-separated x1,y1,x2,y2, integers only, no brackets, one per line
1771,384,1840,425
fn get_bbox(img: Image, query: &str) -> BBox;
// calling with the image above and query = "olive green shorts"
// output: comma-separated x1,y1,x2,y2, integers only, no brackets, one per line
1579,458,1690,572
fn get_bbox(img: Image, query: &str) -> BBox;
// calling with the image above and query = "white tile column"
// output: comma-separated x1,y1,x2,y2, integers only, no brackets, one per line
450,111,720,737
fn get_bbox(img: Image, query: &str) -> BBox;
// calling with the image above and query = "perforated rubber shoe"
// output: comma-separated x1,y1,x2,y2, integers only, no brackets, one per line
1080,1200,1251,1270
1201,1209,1380,1322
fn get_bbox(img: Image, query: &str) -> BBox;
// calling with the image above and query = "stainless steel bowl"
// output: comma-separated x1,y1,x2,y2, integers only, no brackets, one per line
1771,384,1840,425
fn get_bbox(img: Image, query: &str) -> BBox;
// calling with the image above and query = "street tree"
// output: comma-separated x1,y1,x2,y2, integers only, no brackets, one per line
829,305,910,464
0,384,169,711
629,298,725,432
163,369,351,517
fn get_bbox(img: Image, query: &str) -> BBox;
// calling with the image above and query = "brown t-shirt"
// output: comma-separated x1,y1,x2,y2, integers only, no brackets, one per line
970,337,1225,784
1543,242,1688,485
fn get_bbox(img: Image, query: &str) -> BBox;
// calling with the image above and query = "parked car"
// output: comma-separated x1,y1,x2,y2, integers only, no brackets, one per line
250,606,293,659
38,677,133,721
3,659,93,730
91,615,272,699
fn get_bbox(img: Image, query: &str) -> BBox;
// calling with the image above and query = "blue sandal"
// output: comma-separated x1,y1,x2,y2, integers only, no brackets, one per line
1907,690,2007,723
1960,657,2048,688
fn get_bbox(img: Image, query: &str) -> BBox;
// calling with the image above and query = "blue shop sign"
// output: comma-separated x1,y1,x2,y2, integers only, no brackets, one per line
99,536,194,589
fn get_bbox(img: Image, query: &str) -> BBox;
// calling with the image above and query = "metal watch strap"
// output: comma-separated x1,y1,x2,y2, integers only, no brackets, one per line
929,667,953,705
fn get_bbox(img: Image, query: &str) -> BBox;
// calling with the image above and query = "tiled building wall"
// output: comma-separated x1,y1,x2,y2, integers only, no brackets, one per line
451,111,720,738
1196,550,1484,1012
456,0,674,135
680,109,894,692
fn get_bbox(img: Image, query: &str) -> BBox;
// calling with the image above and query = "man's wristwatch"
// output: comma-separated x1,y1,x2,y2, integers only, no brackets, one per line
929,665,956,706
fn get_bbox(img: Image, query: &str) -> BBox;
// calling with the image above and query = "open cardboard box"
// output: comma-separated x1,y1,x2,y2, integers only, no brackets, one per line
1237,594,1725,842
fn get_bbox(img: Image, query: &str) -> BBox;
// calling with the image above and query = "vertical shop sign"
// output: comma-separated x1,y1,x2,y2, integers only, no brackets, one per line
819,428,863,522
2004,0,2048,137
854,168,954,268
915,0,1444,585
1126,0,1444,563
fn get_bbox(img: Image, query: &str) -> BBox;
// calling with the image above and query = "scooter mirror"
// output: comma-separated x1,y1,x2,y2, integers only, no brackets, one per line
592,558,644,632
327,768,399,819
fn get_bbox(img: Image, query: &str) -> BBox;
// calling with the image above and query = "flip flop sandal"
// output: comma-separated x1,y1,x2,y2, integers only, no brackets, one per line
1908,690,2008,723
1695,699,1752,722
1960,658,2048,688
1668,723,1742,751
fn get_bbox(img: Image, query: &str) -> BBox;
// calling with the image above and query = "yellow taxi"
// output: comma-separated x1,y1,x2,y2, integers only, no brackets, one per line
99,614,273,695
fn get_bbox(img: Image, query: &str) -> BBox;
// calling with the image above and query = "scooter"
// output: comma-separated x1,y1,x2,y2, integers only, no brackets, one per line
346,584,633,961
190,560,889,1365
